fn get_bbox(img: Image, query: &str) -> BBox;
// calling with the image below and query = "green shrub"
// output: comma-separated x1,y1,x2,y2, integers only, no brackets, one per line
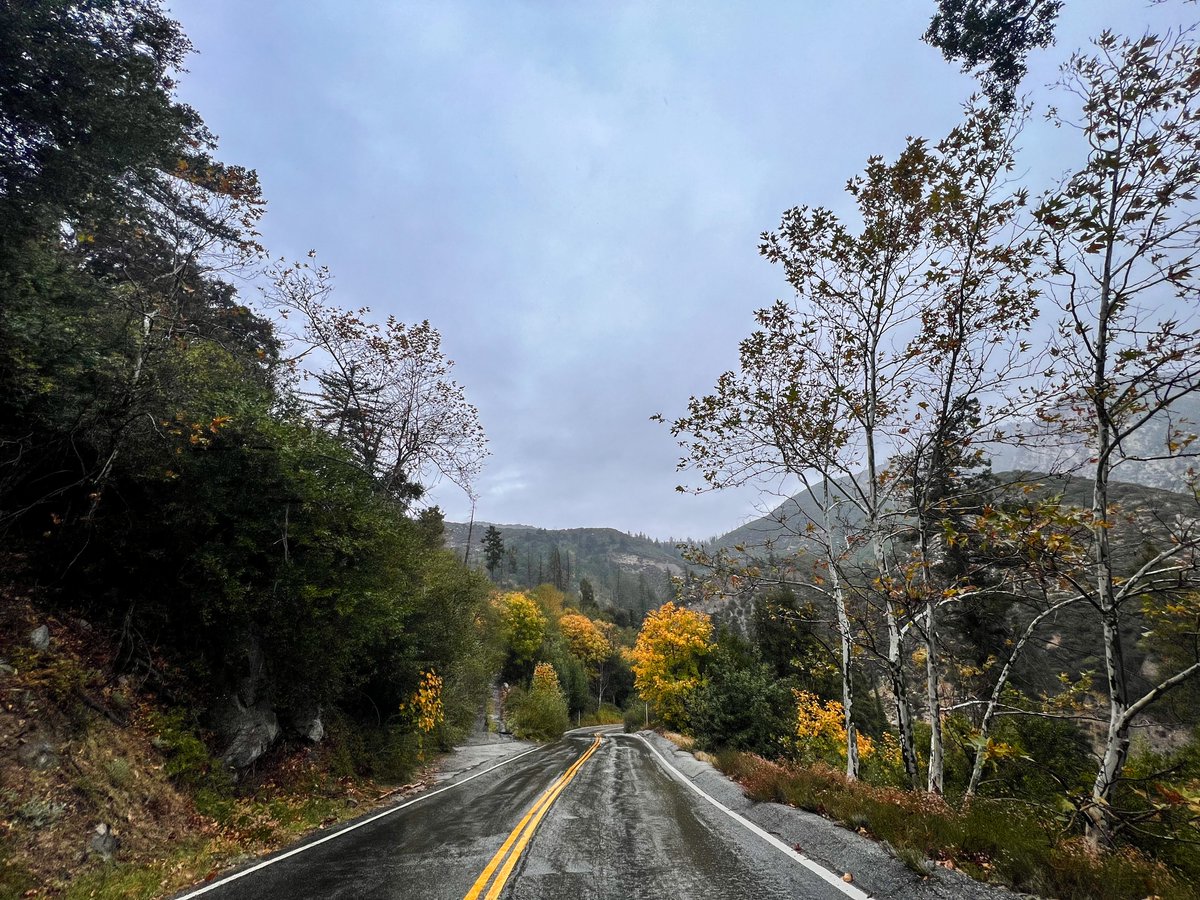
582,703,623,726
623,700,652,733
16,798,67,829
507,686,569,742
103,757,133,789
688,650,793,757
147,709,232,798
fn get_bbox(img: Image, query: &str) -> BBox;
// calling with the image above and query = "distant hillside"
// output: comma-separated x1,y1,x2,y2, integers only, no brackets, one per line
443,521,687,613
710,470,1197,560
701,470,1199,707
989,392,1200,491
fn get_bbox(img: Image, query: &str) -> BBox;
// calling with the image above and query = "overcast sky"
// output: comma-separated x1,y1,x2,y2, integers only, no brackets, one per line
168,0,1187,539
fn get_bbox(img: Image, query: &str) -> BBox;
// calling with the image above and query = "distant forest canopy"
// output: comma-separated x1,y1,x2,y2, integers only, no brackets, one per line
442,521,688,624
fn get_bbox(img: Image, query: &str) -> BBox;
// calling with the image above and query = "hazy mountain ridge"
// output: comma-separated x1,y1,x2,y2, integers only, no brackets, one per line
442,521,686,612
712,469,1199,558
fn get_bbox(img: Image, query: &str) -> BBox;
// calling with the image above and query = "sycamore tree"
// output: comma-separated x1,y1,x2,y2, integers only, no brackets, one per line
267,257,488,504
1035,26,1200,844
888,102,1043,793
924,0,1064,110
666,104,1041,788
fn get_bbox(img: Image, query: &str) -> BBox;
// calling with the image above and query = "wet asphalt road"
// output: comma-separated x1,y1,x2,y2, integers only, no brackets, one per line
179,727,859,900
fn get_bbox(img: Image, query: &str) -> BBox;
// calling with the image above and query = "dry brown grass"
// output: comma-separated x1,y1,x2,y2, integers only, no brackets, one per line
0,581,431,899
714,751,1192,900
660,730,695,751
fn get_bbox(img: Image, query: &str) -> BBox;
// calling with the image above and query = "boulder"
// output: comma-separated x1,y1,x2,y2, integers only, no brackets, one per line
29,624,50,651
88,823,118,860
216,698,280,769
287,703,324,743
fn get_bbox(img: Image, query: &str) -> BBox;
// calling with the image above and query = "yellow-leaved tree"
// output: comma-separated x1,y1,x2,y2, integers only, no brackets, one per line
792,690,874,767
493,591,546,668
560,612,617,709
630,602,713,729
560,613,612,668
508,661,569,741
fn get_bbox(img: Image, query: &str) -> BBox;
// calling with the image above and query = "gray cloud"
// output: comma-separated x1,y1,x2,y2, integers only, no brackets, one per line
169,0,1187,537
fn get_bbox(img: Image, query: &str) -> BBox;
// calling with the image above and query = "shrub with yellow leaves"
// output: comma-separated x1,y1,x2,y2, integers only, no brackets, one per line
400,670,445,735
792,690,874,767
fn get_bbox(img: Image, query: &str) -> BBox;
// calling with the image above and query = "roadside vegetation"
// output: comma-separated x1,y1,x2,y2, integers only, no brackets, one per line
0,2,495,894
491,586,637,742
641,2,1200,897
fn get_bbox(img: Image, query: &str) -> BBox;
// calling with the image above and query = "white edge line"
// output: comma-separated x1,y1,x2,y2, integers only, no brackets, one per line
174,744,543,899
631,734,872,900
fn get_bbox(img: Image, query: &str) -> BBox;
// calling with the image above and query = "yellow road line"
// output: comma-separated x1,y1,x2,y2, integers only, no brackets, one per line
463,735,601,900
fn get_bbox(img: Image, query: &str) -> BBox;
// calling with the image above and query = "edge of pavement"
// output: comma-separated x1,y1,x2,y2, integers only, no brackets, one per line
633,730,1037,900
168,734,543,899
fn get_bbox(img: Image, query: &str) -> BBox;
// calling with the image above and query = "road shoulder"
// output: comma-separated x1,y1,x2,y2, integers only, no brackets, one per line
637,731,1033,900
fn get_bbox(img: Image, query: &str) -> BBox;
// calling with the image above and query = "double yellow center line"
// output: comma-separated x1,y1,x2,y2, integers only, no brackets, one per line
462,734,602,900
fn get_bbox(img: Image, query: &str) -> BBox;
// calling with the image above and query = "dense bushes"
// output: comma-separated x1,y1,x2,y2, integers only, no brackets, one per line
507,663,569,741
688,648,792,756
0,0,496,785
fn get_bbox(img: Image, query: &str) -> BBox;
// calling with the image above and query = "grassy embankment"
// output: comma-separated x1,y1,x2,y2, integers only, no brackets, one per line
0,598,436,900
713,750,1191,900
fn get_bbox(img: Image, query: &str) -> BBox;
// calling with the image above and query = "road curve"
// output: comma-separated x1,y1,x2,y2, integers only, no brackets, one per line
174,728,864,900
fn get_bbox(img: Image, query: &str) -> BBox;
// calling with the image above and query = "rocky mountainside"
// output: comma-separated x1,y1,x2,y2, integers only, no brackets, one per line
711,469,1196,557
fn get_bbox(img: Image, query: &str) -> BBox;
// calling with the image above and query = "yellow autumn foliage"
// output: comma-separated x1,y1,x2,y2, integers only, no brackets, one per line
559,612,612,668
792,690,876,765
531,661,564,697
492,591,547,666
630,602,713,729
400,670,445,734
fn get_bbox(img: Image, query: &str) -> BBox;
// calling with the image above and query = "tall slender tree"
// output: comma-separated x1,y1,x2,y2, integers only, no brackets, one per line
1036,27,1200,844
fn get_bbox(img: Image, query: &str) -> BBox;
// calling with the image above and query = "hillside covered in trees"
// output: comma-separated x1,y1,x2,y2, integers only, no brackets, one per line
443,521,686,622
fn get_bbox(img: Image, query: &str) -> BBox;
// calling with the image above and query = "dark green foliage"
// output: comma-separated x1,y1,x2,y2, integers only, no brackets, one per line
0,0,196,233
145,707,234,821
924,0,1063,109
984,713,1093,804
0,0,494,794
1114,732,1200,884
542,639,589,716
689,646,793,756
482,525,504,578
753,587,836,689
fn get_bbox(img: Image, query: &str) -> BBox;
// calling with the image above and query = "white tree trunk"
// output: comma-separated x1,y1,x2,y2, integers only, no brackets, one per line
924,603,943,794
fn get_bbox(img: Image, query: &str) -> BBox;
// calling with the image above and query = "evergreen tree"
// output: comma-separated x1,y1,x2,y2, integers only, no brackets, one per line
482,525,504,579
